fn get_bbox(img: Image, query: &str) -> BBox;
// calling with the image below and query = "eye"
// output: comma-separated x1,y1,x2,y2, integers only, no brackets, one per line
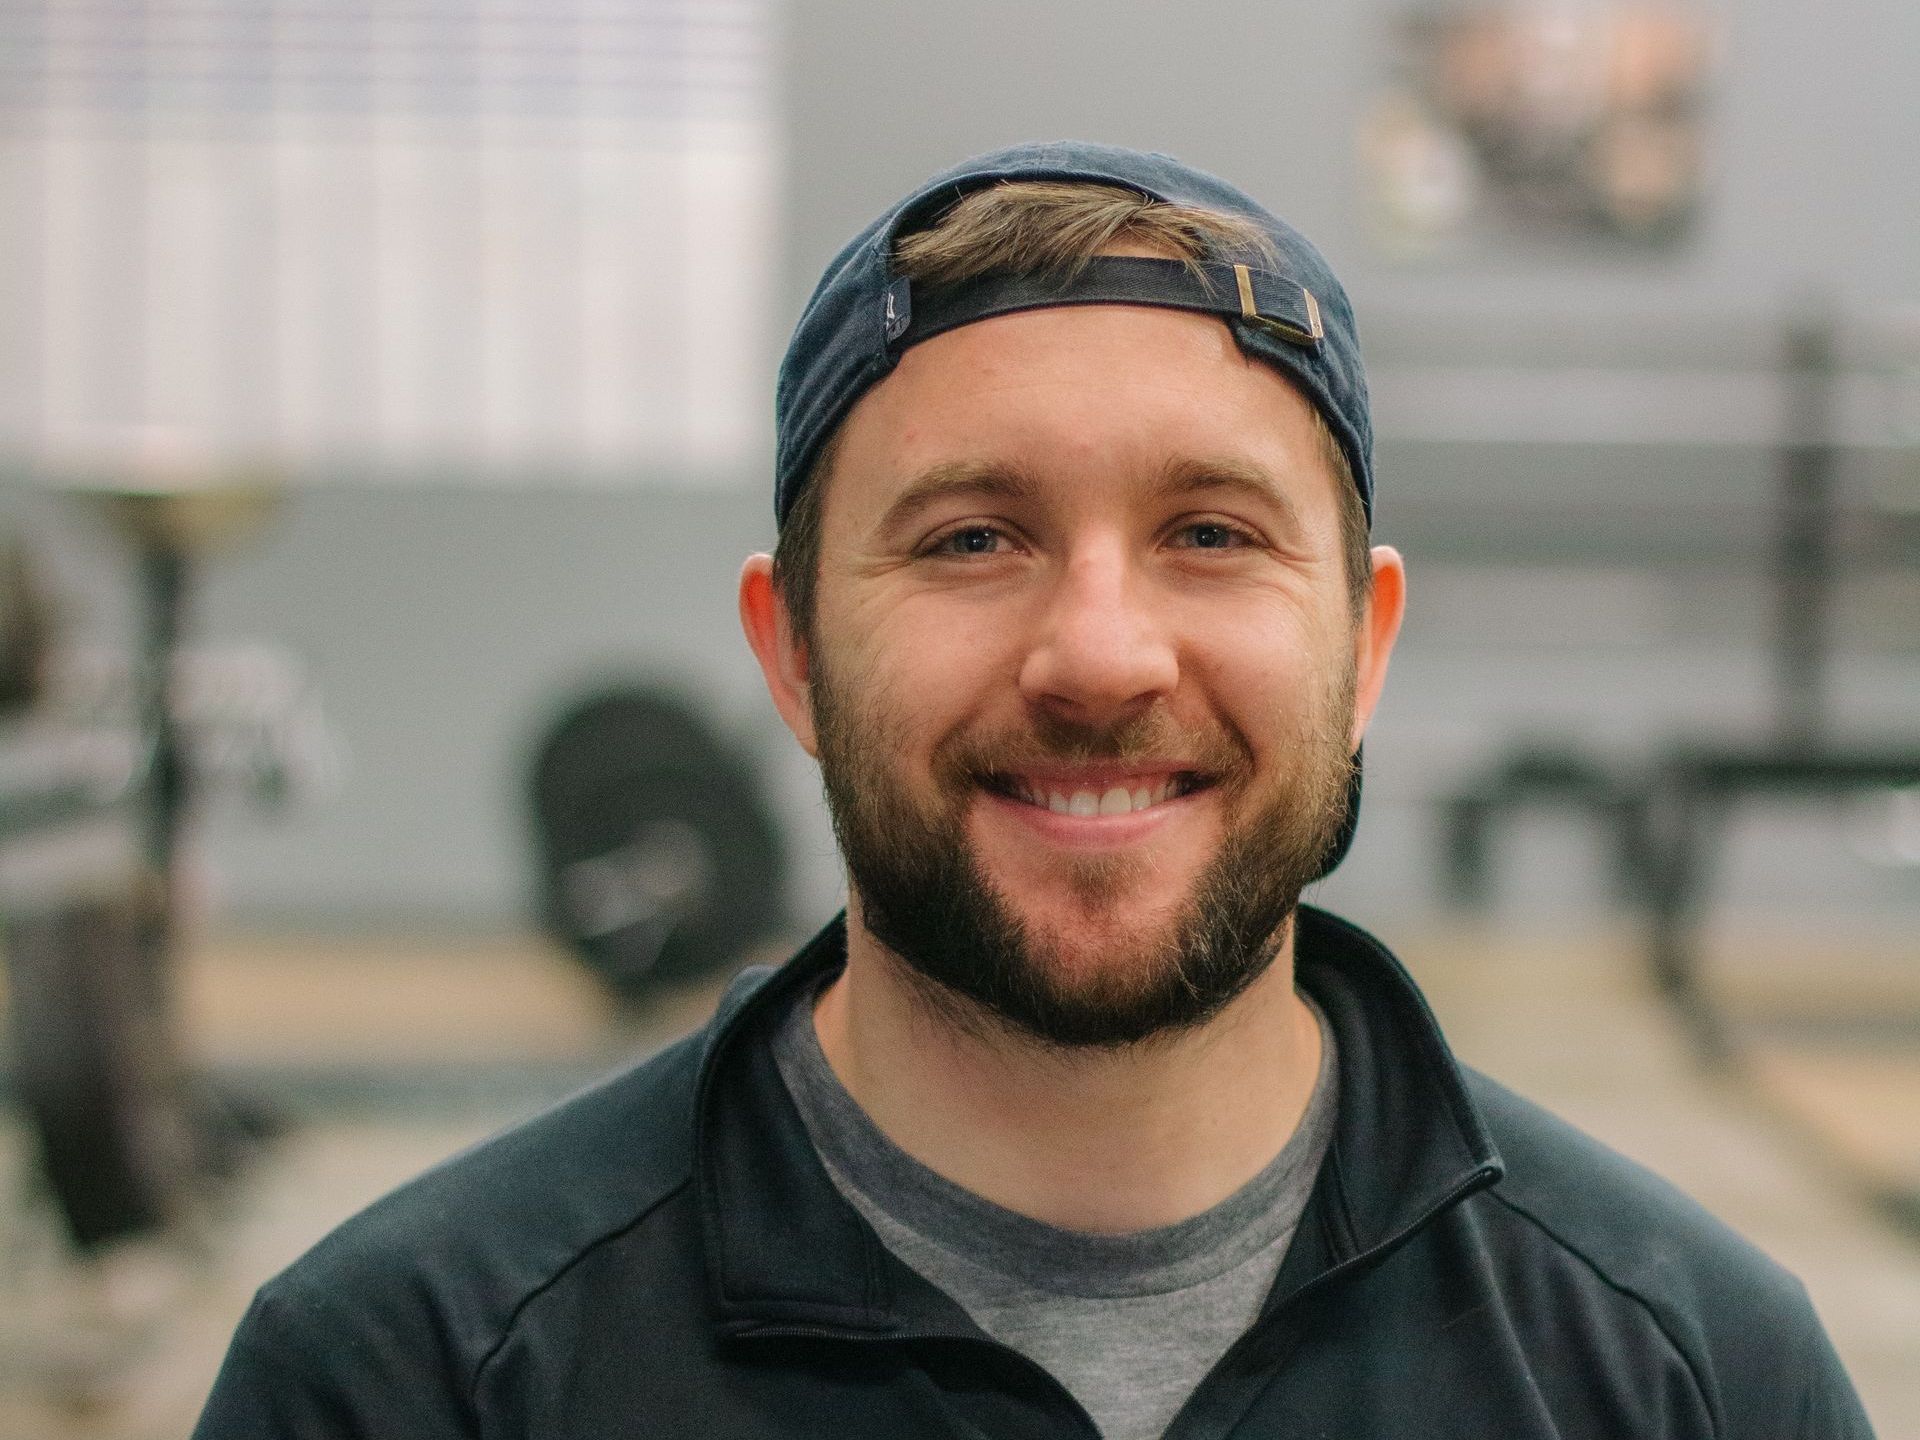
1170,520,1256,551
927,524,1010,557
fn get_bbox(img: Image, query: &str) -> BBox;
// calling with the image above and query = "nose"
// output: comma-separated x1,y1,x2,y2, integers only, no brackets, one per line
1016,540,1179,724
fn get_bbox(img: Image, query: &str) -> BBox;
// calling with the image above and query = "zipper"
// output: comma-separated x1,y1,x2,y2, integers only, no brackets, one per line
1161,1162,1503,1439
1272,1162,1502,1314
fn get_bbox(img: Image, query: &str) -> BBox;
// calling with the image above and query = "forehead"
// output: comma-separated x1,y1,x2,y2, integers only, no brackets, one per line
820,302,1342,533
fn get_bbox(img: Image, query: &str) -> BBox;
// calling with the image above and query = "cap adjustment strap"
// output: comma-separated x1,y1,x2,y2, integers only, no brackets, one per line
886,255,1324,356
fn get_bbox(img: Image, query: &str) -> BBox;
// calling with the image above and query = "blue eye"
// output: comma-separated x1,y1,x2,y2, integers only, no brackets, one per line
1178,522,1245,550
937,526,1003,555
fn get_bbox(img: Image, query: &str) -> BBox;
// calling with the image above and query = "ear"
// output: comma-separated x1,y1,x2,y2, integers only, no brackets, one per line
739,554,820,758
1348,545,1406,752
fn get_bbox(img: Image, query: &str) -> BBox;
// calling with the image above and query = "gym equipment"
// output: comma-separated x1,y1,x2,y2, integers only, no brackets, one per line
1441,745,1653,907
529,687,787,999
1435,306,1920,1035
1,465,314,1249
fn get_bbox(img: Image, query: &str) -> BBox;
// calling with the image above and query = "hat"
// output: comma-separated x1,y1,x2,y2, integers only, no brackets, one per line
775,140,1374,879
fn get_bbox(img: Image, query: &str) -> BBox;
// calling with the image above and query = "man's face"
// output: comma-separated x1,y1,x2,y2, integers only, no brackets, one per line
789,303,1384,1048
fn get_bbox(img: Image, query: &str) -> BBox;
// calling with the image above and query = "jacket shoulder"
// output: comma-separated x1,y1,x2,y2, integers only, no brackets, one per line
194,966,791,1437
246,1024,707,1371
1463,1068,1869,1438
1467,1067,1797,1301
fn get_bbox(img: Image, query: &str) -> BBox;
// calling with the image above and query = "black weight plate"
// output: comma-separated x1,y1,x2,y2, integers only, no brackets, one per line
561,766,784,992
529,689,786,996
4,899,200,1249
531,688,731,841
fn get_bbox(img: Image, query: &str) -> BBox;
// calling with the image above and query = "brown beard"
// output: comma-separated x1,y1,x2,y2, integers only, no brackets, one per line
810,647,1358,1052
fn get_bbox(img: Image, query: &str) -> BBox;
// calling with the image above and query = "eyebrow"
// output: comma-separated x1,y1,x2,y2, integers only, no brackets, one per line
1152,456,1305,535
876,460,1039,537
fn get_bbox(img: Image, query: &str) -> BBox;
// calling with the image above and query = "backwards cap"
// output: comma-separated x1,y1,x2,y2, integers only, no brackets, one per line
775,139,1374,529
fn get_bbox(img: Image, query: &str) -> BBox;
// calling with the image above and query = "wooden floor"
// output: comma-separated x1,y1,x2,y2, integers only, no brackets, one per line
1,917,1916,1439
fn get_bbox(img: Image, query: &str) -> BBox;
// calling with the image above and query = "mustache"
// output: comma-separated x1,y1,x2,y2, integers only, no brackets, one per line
936,709,1253,786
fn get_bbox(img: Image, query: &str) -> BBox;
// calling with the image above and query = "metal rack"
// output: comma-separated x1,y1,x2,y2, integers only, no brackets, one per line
1431,305,1920,1063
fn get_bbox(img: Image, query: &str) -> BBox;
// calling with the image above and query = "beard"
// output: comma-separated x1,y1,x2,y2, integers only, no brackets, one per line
810,650,1358,1052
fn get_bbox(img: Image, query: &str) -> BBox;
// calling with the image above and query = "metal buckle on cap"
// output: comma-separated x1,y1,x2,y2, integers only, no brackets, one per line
1233,264,1324,348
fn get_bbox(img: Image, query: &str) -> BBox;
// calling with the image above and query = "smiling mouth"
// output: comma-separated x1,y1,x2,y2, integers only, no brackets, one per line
978,770,1216,817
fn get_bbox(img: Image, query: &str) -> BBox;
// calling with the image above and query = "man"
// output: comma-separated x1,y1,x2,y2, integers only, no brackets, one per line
195,142,1873,1438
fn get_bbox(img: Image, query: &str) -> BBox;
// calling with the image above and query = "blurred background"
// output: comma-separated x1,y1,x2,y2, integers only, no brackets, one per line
0,0,1915,1434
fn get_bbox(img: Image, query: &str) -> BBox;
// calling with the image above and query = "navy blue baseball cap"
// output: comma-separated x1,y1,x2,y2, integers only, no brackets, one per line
774,139,1376,878
774,139,1374,531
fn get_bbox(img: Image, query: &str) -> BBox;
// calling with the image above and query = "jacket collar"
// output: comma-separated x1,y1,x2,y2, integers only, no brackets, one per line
694,906,1502,1334
1269,907,1503,1309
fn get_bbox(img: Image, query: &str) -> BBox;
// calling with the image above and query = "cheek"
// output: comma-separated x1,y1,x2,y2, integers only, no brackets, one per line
811,604,1002,768
833,590,1015,706
1194,618,1353,747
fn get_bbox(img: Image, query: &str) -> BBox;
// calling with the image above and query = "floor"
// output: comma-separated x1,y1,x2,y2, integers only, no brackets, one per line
1,915,1916,1439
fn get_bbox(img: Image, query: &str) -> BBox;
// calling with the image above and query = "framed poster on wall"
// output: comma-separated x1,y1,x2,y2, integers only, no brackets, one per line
1362,1,1714,255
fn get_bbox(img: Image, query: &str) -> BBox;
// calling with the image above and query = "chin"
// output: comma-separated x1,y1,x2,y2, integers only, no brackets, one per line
1011,898,1189,978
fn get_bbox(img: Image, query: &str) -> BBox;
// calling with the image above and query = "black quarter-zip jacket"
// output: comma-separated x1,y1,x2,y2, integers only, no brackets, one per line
194,907,1874,1439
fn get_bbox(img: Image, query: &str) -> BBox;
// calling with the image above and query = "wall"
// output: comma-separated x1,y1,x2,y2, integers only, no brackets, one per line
10,0,1916,931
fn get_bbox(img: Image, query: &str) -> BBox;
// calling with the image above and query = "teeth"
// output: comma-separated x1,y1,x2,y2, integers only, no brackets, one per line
1018,777,1194,816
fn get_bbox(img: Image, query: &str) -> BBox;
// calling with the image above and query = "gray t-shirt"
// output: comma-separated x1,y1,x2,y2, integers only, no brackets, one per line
772,986,1338,1440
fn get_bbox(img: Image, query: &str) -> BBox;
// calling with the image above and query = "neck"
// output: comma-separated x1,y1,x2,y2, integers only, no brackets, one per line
811,905,1324,1234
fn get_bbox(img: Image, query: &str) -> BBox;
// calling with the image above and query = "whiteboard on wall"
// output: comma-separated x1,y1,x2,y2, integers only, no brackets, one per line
0,0,777,486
